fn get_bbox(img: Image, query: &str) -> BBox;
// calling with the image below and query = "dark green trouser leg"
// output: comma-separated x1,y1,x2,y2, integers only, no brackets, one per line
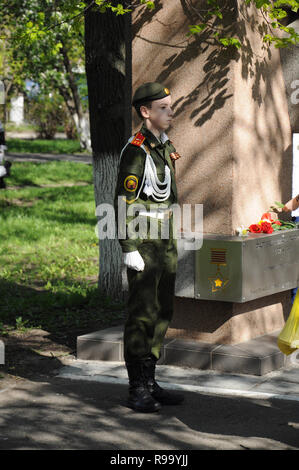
124,216,178,363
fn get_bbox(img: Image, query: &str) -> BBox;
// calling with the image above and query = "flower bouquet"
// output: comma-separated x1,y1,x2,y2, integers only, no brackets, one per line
236,202,298,236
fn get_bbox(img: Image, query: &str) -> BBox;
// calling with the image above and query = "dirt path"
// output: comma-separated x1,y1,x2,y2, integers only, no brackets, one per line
5,152,92,164
6,131,67,139
6,181,90,191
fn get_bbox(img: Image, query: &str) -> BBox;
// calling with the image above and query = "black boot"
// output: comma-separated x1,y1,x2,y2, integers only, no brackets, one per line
125,359,162,413
144,354,185,406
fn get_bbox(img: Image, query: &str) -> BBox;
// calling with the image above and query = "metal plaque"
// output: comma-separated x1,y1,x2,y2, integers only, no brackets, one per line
194,229,299,302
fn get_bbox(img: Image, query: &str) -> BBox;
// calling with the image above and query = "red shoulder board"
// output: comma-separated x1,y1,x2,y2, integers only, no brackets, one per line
169,152,181,161
131,132,145,147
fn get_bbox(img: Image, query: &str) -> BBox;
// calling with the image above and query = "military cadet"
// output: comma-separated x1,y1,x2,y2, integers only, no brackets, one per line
281,194,299,303
0,120,11,189
114,82,184,413
282,194,299,213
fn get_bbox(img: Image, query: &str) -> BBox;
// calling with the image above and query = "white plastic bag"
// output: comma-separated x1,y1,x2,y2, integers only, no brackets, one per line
0,165,7,178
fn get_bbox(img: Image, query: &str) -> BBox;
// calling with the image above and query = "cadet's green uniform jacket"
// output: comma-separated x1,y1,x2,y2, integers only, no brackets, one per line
114,123,179,253
114,122,180,362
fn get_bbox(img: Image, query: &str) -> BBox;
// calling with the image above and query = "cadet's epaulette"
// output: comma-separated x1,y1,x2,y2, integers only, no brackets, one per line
130,132,145,147
169,151,181,161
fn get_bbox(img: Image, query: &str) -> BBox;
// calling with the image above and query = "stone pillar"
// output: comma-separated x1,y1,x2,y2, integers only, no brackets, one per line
132,1,293,344
279,19,299,217
279,19,299,133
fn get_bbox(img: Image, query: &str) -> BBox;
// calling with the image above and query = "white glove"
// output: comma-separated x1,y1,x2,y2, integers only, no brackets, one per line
123,250,145,271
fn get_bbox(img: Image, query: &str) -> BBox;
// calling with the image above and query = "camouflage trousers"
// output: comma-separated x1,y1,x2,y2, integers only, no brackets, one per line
124,213,178,362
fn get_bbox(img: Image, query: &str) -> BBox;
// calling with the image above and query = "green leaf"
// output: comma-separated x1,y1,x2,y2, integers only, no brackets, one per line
255,0,271,7
188,24,207,35
269,8,287,19
219,37,241,49
145,1,155,9
263,34,273,43
274,201,285,208
111,4,131,15
139,0,155,8
37,12,45,22
230,38,241,48
219,38,229,46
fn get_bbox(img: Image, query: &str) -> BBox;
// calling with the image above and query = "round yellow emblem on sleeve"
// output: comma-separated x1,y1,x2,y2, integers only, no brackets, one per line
124,175,138,192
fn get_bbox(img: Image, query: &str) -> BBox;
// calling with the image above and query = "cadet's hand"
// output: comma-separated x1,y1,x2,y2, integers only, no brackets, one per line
282,203,291,212
123,250,145,271
282,195,299,212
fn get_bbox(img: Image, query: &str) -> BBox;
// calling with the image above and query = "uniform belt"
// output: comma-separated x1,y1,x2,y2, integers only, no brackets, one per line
138,209,173,220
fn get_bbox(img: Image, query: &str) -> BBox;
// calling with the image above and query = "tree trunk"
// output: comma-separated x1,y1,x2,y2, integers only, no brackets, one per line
2,80,12,125
84,3,132,301
60,42,91,151
59,84,91,151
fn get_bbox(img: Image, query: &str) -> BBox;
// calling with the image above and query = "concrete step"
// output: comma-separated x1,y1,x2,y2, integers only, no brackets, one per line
77,325,286,376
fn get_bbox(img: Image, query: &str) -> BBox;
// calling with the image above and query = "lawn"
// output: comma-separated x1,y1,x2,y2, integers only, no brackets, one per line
6,138,91,155
0,160,125,344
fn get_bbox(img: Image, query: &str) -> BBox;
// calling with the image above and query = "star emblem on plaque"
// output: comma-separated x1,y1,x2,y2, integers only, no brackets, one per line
208,269,229,293
208,248,229,293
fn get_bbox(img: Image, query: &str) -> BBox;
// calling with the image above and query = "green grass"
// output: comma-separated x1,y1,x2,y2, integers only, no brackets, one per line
6,138,91,155
0,160,125,337
4,160,92,187
5,123,38,132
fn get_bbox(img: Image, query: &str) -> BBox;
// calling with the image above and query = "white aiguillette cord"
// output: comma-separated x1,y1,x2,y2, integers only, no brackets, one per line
141,143,171,202
119,136,172,203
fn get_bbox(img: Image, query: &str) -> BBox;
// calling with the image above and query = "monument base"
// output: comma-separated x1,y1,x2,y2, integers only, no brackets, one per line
168,291,291,345
76,325,287,376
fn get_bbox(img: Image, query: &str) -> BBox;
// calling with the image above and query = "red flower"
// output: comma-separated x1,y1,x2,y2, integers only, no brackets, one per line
261,212,274,222
273,221,282,226
249,224,262,233
260,221,273,234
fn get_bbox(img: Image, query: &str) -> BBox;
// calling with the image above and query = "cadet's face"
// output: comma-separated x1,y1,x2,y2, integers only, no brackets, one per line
144,95,173,131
